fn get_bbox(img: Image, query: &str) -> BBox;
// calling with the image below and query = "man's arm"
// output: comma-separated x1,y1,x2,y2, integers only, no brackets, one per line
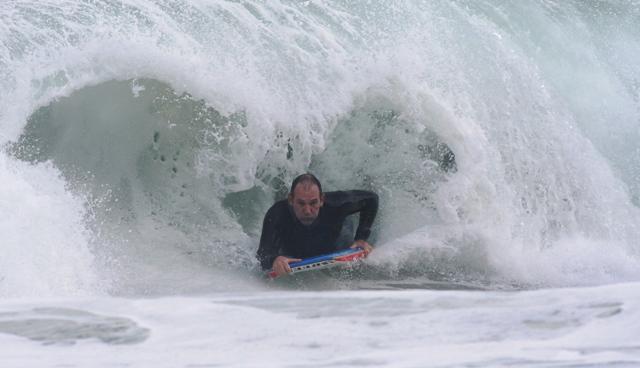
256,206,282,270
332,190,379,241
257,203,302,275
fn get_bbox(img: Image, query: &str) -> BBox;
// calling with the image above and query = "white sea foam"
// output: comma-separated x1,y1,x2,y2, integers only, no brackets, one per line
2,2,640,366
0,283,638,367
1,1,639,296
0,155,99,297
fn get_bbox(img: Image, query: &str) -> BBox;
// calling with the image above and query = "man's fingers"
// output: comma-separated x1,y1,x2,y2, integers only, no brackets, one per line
284,259,301,273
351,242,372,250
276,258,301,274
350,242,373,257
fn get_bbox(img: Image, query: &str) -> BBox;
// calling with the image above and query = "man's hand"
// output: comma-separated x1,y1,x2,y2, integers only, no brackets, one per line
350,240,373,257
271,256,302,277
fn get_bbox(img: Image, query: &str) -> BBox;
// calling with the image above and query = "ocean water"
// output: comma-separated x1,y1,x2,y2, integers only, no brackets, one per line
1,1,640,366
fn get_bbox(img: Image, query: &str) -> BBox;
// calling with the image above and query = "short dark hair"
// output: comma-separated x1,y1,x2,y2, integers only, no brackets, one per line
290,173,323,195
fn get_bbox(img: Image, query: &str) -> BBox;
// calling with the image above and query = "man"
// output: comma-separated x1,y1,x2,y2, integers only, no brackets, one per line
257,173,379,277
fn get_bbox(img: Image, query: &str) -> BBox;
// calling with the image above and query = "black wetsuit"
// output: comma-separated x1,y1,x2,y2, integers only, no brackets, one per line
256,190,379,270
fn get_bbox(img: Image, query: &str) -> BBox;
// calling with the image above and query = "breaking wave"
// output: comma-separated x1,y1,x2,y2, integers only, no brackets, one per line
1,1,640,295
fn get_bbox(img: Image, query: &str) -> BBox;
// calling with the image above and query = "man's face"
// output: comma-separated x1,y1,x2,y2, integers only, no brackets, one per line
288,183,324,226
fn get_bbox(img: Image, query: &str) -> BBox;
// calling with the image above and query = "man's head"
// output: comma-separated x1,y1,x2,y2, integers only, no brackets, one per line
288,173,324,226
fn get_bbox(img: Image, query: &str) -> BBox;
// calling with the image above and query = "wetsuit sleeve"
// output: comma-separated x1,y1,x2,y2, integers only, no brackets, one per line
336,190,379,241
256,205,282,270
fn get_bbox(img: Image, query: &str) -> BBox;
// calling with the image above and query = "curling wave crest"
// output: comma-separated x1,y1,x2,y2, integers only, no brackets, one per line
1,1,640,296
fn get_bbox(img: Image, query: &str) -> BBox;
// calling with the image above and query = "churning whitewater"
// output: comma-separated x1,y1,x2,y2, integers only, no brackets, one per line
2,0,639,295
1,1,640,367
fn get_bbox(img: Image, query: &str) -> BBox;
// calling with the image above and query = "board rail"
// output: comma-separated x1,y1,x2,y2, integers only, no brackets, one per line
267,248,366,279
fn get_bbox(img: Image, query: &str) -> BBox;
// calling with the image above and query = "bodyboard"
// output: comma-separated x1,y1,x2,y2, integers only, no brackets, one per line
267,248,366,279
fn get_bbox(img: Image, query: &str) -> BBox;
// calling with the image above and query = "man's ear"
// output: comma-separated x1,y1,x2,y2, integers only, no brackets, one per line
319,193,325,207
288,193,294,205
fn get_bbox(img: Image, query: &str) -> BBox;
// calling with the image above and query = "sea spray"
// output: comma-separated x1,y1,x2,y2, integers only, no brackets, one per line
1,1,639,295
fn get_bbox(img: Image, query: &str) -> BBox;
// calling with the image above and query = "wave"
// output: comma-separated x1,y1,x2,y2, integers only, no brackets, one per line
1,1,640,295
